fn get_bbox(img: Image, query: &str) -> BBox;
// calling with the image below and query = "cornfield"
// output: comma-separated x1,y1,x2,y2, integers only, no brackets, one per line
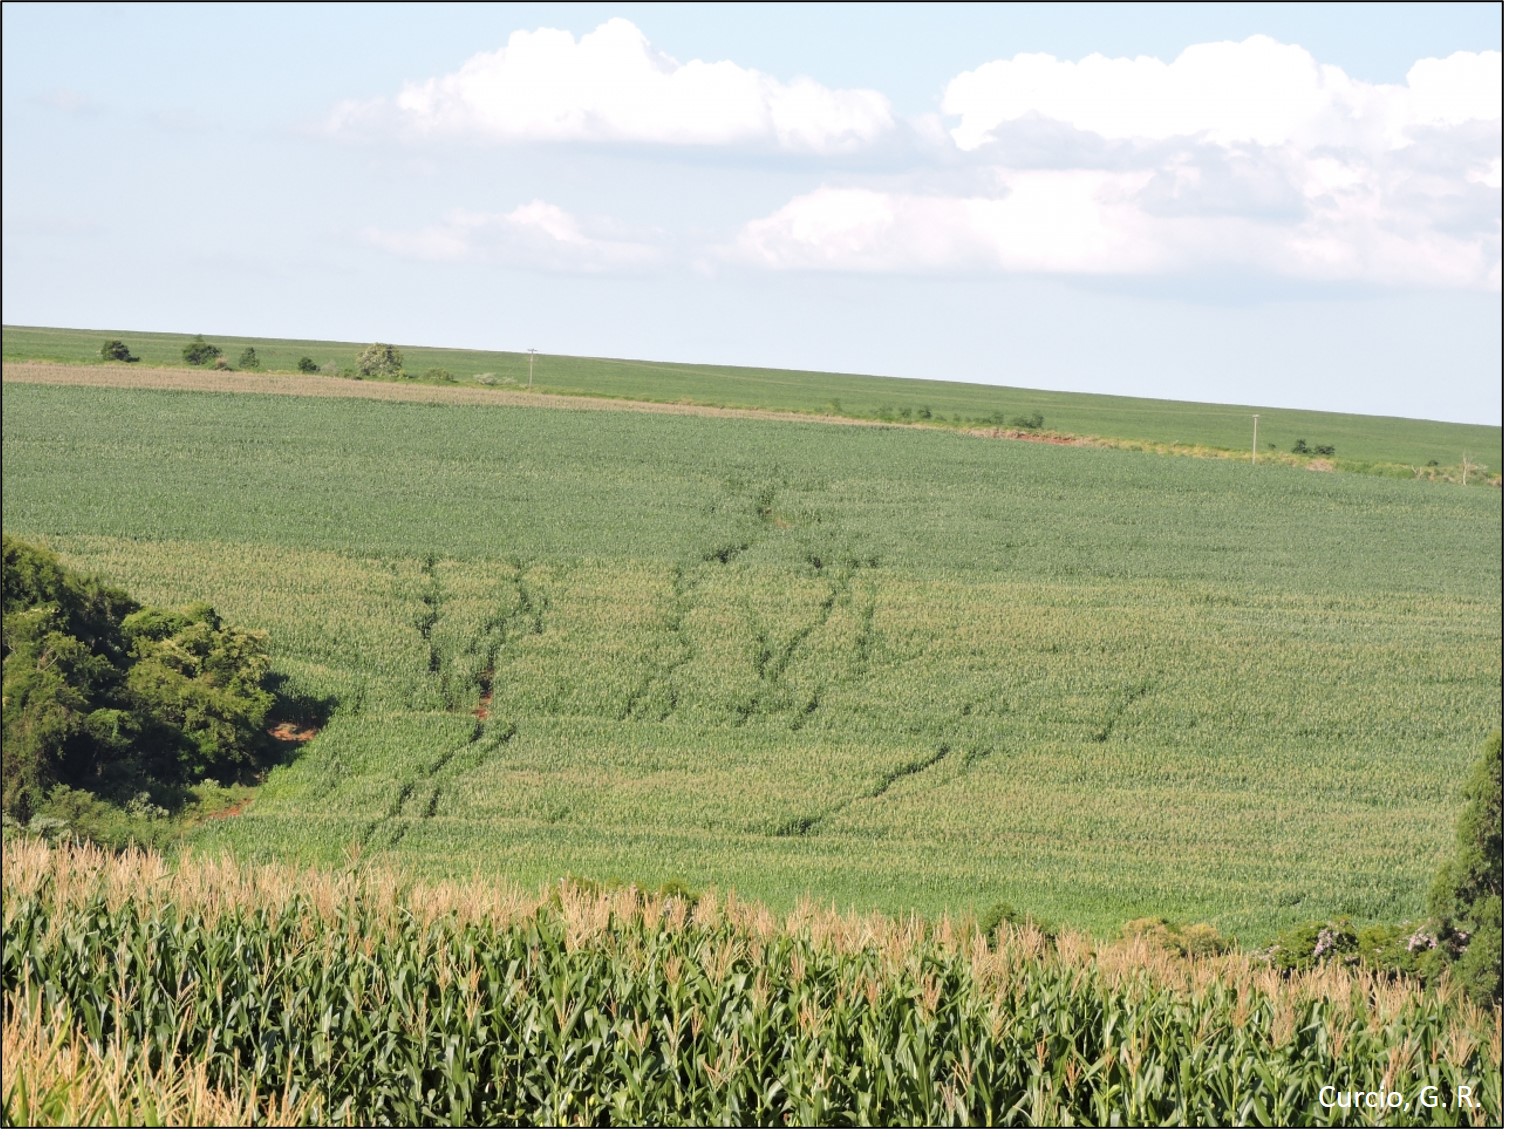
1,381,1502,939
1,841,1501,1125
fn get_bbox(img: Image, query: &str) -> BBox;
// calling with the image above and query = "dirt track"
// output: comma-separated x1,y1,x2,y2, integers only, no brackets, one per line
1,361,883,427
5,361,1323,469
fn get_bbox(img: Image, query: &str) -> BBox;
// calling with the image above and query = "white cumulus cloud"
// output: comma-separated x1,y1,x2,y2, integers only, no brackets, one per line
730,172,1162,275
365,202,663,274
329,18,894,154
941,36,1500,152
726,160,1495,290
724,38,1500,290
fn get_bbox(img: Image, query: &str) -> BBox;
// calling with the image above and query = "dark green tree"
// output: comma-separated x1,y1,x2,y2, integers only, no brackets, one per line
237,347,260,370
100,339,138,363
1425,731,1502,1005
296,356,319,374
182,336,220,366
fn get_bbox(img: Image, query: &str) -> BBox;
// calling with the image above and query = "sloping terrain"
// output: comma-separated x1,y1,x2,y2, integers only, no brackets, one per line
2,375,1499,942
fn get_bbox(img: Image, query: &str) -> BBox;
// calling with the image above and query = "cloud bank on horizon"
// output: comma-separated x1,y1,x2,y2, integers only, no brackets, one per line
346,18,1501,294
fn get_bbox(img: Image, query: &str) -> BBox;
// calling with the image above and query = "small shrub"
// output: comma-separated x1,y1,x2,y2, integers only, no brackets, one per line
124,790,169,822
296,357,319,374
1292,439,1310,455
421,368,455,384
237,347,260,370
212,356,232,371
1122,916,1178,951
978,903,1056,947
655,878,699,907
1123,916,1232,959
1176,922,1231,959
181,336,220,366
1354,921,1420,978
979,902,1021,945
99,339,138,363
555,876,602,906
1257,915,1421,978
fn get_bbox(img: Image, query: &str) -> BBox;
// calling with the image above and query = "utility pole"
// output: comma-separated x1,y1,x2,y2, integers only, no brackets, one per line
527,348,537,391
1252,415,1259,465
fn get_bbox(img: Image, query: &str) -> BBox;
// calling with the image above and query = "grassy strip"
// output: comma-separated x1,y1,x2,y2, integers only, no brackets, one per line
4,324,1501,472
3,360,1502,486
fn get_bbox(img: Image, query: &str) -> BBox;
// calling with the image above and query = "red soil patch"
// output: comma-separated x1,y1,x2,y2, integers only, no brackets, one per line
268,722,318,743
1020,433,1086,447
474,692,492,721
971,427,1092,447
206,798,254,822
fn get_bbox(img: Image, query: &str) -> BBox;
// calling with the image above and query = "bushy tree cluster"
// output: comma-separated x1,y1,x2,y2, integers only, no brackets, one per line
99,339,138,363
1291,439,1336,457
1121,916,1231,959
2,536,273,830
356,343,404,377
181,336,220,366
1425,731,1502,1005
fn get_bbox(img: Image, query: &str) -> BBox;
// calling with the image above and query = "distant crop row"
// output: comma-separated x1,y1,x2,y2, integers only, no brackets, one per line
1,841,1501,1126
4,325,1502,469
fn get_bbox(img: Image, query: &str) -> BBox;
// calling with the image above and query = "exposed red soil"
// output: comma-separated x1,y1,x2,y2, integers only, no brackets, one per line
969,427,1094,447
206,797,254,822
268,722,319,743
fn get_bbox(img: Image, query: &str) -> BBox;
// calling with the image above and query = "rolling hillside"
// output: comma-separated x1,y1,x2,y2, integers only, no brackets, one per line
1,365,1500,943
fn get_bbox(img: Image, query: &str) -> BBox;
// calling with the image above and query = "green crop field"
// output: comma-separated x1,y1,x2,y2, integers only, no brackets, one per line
3,325,1501,472
1,372,1500,946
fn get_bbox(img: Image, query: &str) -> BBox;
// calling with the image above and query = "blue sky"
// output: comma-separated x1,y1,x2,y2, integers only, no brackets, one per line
1,2,1504,423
